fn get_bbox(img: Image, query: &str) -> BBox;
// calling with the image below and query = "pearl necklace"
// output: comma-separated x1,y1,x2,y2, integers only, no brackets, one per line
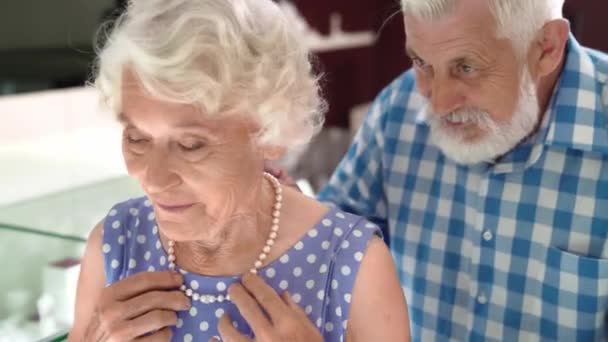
166,172,282,304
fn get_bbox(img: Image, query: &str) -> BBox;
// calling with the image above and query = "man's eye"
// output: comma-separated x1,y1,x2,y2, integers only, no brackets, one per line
412,57,427,68
459,64,475,74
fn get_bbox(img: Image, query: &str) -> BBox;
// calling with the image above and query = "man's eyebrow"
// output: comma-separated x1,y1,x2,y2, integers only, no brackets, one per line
450,57,468,65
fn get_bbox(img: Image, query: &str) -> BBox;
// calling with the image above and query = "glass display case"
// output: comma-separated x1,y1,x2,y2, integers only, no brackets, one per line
0,177,143,342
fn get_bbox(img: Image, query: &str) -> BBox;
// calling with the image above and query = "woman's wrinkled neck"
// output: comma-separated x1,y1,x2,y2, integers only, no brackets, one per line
163,176,277,276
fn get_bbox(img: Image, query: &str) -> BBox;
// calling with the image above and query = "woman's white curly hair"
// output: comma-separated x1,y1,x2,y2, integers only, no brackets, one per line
93,0,326,150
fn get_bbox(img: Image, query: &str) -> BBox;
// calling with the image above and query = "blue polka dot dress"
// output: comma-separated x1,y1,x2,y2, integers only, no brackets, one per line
102,197,381,341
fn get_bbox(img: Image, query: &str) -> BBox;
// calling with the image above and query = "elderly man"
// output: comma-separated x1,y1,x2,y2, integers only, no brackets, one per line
316,0,608,340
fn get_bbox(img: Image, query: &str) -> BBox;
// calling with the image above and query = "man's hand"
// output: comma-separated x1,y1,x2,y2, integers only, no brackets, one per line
263,162,299,190
211,273,323,342
84,271,190,341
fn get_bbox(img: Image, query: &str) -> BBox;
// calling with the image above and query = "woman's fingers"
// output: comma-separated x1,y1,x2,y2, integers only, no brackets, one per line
240,273,287,323
281,291,308,320
110,310,178,340
216,314,252,342
120,290,190,321
135,327,173,341
228,282,274,337
104,271,183,301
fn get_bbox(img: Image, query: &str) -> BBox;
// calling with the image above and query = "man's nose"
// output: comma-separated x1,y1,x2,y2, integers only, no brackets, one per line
430,78,465,115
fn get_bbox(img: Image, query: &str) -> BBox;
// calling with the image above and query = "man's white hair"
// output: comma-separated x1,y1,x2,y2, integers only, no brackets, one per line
401,0,565,54
94,0,325,150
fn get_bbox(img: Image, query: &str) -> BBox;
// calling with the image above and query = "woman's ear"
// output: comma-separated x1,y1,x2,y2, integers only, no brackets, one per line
262,145,287,161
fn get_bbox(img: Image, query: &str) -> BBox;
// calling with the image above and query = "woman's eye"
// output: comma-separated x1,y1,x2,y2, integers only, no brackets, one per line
126,135,146,144
179,142,204,152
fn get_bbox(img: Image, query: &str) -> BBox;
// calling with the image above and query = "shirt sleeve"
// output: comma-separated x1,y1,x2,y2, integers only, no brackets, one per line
316,86,392,236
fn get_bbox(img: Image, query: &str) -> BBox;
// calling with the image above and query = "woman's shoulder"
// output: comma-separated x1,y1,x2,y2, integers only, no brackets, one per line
102,196,154,232
101,196,159,283
315,208,383,247
279,188,382,251
105,196,153,220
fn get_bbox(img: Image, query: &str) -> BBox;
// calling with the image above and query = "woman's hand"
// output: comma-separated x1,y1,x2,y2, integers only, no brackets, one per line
83,271,190,341
212,273,323,342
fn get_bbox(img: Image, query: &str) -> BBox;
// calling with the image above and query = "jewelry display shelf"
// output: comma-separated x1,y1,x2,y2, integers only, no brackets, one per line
0,176,143,342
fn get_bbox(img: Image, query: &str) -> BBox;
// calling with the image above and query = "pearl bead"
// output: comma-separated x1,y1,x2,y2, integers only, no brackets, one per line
276,195,282,202
180,285,186,291
209,297,216,303
250,268,257,274
273,210,280,217
271,225,279,232
168,255,176,262
218,295,225,302
270,232,278,239
259,253,267,260
274,203,282,210
193,293,200,301
263,246,271,253
168,240,175,247
267,239,275,246
186,289,193,297
169,263,176,270
254,260,263,268
272,218,279,225
201,296,209,304
168,247,174,254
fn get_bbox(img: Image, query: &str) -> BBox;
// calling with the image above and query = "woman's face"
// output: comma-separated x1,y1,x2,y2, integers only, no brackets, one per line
119,74,267,242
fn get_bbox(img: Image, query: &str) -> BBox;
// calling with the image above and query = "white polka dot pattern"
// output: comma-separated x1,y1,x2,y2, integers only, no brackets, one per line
101,199,381,341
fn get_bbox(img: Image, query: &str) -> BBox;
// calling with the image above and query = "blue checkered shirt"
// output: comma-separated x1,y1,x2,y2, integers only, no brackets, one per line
318,36,608,341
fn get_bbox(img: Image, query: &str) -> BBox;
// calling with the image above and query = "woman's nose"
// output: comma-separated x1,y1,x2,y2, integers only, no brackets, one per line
142,149,181,193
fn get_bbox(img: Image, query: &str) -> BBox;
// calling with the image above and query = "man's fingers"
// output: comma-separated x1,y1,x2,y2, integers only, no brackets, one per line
263,162,299,190
105,271,183,301
217,314,251,342
240,273,287,323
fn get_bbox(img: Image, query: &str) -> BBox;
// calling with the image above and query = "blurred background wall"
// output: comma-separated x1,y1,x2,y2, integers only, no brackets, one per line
1,0,606,124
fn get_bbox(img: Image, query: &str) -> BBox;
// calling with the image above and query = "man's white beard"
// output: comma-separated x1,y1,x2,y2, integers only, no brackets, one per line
423,70,540,165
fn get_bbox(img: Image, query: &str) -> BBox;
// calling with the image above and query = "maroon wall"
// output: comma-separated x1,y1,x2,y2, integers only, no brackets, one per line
291,0,608,128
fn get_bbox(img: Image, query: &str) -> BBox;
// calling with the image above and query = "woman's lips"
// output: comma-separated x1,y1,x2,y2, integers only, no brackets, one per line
156,202,195,213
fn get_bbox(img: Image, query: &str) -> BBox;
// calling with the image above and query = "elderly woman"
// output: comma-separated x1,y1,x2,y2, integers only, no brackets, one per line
68,0,409,341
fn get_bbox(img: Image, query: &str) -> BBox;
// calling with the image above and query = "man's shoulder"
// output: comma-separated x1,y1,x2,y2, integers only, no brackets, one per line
582,47,608,108
373,70,427,126
377,69,418,104
584,47,608,72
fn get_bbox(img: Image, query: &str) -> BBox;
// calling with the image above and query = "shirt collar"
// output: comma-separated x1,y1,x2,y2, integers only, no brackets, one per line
492,35,608,174
542,34,608,154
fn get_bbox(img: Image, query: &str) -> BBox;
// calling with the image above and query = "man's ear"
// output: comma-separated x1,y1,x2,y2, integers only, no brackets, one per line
528,18,570,79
